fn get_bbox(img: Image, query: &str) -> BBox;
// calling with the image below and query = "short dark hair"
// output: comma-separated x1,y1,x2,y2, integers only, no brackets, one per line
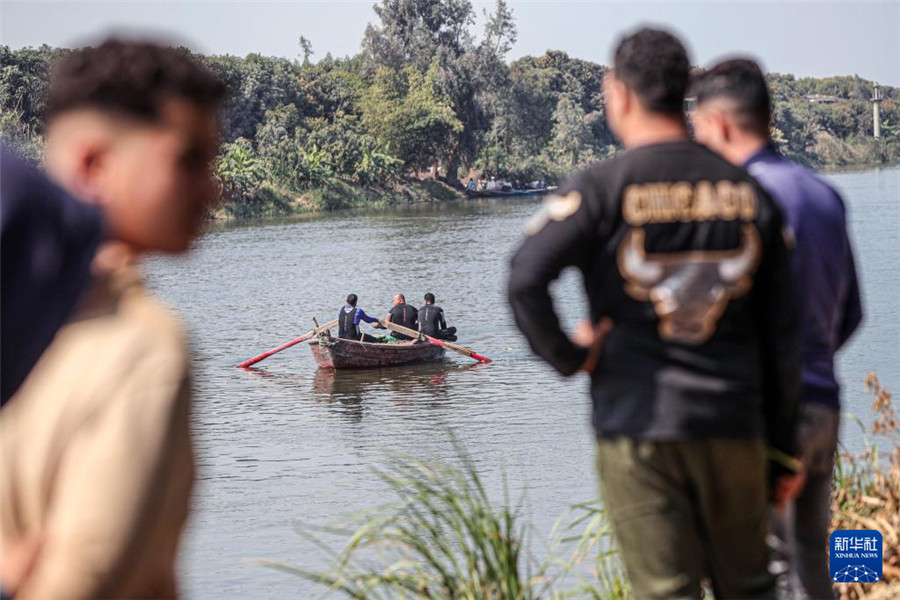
424,293,435,304
613,28,690,115
346,294,358,306
692,58,771,137
47,38,226,123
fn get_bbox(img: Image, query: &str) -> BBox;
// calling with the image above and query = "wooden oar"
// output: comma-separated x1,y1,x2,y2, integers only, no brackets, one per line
377,319,491,363
237,319,338,368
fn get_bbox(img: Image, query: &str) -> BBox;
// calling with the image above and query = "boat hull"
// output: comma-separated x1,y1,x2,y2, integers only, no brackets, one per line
311,337,446,369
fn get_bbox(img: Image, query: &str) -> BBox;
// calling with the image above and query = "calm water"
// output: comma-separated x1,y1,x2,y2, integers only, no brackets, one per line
144,167,899,599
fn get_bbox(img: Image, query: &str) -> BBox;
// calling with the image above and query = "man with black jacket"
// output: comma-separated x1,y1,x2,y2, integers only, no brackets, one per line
508,28,801,599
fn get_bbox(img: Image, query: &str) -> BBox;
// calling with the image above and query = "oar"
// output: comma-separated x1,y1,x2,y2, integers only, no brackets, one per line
377,319,491,363
236,319,338,368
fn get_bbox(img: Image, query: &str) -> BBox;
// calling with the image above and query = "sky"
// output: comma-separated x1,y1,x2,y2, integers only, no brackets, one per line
2,1,899,85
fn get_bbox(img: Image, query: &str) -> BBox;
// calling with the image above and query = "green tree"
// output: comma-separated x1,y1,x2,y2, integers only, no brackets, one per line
215,138,267,212
550,95,594,168
362,62,461,173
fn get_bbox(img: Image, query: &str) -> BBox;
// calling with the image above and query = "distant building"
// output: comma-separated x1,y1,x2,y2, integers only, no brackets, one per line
805,94,841,104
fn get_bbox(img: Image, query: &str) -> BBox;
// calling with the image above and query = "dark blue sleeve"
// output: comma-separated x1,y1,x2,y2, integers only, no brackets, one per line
838,238,863,349
1,147,105,405
356,309,378,324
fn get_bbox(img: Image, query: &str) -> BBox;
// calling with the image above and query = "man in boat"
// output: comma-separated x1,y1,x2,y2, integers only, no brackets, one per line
508,28,801,599
418,293,457,342
692,58,863,600
338,293,384,343
0,39,225,598
383,293,418,340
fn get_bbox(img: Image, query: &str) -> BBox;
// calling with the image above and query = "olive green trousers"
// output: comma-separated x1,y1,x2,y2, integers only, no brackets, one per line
596,438,775,600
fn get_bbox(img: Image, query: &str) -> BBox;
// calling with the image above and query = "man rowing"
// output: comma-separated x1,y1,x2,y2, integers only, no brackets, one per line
338,294,383,343
383,294,418,340
418,293,457,341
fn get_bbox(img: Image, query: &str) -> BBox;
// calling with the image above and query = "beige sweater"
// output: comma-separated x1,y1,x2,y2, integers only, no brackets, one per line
1,267,194,599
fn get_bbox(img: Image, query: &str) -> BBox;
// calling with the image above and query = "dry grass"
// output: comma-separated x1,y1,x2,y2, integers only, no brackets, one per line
831,373,900,599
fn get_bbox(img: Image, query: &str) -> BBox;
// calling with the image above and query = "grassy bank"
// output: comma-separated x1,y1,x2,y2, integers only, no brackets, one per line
213,178,464,220
832,373,899,600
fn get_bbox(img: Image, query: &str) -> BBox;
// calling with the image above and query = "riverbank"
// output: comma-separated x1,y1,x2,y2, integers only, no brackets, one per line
213,178,464,220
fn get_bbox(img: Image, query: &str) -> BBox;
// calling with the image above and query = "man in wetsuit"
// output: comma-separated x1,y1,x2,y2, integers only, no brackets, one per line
692,59,863,600
384,294,418,340
338,294,383,343
418,293,457,341
508,28,801,599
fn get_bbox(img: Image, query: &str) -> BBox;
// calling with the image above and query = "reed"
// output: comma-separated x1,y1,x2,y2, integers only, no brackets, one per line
257,437,561,599
831,373,900,600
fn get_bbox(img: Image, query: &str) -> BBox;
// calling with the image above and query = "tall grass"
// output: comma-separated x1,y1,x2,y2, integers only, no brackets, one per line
256,439,629,599
831,373,900,600
258,440,559,599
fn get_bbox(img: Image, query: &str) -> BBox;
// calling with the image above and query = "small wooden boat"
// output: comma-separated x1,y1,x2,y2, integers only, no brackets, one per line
310,335,446,369
465,187,556,199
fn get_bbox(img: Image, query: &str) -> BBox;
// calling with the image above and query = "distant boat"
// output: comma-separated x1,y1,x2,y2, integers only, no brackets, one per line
311,336,445,369
465,187,556,199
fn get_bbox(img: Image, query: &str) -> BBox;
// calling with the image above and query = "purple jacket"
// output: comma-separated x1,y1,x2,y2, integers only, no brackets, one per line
746,145,862,408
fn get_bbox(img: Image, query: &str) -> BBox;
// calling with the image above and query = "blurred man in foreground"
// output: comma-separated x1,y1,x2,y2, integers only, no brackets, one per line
0,39,225,599
508,28,801,599
693,58,863,600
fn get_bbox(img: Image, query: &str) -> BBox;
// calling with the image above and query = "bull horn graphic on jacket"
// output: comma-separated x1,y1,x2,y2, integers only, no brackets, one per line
617,224,762,344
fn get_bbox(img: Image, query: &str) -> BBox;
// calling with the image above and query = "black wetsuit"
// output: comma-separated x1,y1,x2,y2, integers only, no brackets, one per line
418,304,457,340
508,140,800,462
388,303,418,340
337,306,382,342
338,306,361,340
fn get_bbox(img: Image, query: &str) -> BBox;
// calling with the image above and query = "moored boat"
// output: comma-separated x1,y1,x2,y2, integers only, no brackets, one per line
311,335,446,369
464,187,556,199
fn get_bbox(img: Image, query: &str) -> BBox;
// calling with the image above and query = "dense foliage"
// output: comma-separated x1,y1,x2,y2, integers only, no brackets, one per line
2,0,898,216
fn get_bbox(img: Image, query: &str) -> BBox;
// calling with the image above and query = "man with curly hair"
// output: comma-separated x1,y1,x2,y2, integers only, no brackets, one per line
0,39,225,599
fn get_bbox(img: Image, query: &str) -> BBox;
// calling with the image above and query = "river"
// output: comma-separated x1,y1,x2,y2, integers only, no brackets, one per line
143,166,899,598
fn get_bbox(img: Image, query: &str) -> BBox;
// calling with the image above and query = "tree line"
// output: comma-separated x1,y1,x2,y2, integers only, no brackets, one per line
2,0,898,216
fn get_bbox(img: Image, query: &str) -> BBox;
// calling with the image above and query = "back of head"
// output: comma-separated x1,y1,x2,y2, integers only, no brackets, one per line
613,28,690,116
692,58,771,137
396,293,406,304
44,38,226,255
424,293,435,305
346,294,358,307
47,39,225,125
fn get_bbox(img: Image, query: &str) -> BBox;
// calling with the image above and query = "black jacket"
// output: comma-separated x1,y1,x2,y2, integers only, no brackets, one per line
508,140,800,458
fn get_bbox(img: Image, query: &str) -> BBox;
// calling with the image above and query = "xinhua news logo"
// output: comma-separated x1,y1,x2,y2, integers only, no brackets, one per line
830,530,883,584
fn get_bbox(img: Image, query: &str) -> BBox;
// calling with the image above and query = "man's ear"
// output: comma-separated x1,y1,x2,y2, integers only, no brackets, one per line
70,135,112,205
716,111,733,143
610,77,630,116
